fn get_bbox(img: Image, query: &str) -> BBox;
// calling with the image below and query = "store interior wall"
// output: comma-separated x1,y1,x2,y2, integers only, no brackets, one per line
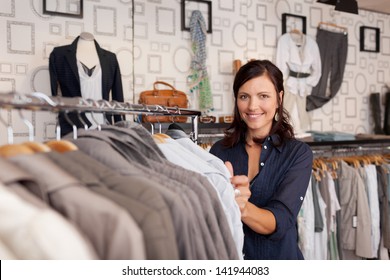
0,0,389,144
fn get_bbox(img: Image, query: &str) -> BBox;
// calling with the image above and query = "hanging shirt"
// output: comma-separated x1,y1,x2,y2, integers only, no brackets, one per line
276,33,322,97
77,60,105,128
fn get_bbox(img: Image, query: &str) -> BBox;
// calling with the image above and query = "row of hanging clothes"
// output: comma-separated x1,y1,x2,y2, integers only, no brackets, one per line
0,92,243,260
298,147,390,260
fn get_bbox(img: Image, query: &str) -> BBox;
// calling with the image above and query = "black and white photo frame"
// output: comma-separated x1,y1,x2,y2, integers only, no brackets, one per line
360,26,380,53
281,13,306,35
181,0,212,33
43,0,83,18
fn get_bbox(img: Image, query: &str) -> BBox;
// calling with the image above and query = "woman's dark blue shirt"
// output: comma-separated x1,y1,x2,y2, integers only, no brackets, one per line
210,134,313,260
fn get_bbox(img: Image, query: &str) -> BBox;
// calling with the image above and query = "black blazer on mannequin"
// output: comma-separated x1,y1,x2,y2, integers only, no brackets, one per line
49,36,124,136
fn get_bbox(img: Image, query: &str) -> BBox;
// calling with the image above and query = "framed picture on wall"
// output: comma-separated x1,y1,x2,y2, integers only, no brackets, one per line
360,26,380,53
281,13,306,35
181,0,212,33
43,0,83,18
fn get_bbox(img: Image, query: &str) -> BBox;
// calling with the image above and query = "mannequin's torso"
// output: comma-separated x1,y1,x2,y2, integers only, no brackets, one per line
76,32,99,68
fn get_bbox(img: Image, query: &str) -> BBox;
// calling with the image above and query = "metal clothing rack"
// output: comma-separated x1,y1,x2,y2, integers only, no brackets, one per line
307,139,390,158
0,92,201,143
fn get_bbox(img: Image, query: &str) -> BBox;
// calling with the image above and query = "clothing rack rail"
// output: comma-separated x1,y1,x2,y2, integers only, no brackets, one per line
0,92,201,142
308,139,390,158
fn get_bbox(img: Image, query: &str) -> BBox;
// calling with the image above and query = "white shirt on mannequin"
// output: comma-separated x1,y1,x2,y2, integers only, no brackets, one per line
76,32,105,128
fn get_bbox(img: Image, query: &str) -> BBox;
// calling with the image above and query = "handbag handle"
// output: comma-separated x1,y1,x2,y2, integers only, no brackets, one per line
153,81,177,93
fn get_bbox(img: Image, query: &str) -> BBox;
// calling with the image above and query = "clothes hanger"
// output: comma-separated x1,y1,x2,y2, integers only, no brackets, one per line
154,133,171,139
290,29,302,35
18,109,34,142
152,134,167,143
45,139,78,153
341,156,360,169
63,110,78,139
77,110,89,130
0,108,14,144
318,21,347,34
21,141,51,153
0,144,35,158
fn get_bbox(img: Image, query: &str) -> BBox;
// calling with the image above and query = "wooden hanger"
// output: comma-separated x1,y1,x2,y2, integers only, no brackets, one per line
154,133,171,139
318,21,347,34
152,134,167,144
290,29,302,35
45,140,78,153
22,141,51,153
341,156,360,169
0,144,35,158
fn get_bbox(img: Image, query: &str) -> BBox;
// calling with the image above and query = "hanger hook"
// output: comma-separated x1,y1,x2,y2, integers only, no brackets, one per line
18,110,34,141
63,110,78,139
0,108,14,144
85,99,102,131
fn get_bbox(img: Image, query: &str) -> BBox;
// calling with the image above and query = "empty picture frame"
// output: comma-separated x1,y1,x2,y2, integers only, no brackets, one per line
360,26,380,53
181,0,212,33
282,13,306,35
43,0,83,18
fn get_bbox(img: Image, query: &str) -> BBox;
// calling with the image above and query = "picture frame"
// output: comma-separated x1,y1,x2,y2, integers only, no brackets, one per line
181,0,212,33
281,13,306,35
43,0,83,18
360,26,380,53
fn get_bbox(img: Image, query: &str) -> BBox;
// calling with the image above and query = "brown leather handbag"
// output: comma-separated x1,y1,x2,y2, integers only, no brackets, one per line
138,81,189,123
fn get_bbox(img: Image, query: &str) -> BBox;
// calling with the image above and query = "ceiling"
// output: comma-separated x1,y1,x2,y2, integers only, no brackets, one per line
358,0,390,15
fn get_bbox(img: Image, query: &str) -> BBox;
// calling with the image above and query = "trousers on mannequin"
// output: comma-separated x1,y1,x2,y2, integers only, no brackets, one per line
370,92,384,134
384,91,390,134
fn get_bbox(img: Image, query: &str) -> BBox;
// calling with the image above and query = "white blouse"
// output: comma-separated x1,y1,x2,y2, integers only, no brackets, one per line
276,33,322,97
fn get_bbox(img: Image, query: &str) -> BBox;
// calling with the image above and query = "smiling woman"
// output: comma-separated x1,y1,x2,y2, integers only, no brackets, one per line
209,59,313,260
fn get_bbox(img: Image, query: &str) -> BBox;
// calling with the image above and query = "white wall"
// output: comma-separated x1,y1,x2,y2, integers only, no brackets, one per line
0,0,389,144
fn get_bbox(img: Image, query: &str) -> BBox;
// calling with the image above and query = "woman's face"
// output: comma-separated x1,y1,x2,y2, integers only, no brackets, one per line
237,74,282,139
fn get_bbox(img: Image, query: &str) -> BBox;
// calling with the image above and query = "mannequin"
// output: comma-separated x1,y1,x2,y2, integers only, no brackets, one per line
49,32,124,136
77,32,99,69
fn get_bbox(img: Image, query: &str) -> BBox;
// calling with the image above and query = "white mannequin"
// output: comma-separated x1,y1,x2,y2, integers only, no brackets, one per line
76,32,99,68
76,32,104,127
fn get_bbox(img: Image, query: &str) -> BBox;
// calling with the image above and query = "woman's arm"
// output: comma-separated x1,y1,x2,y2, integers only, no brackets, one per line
226,161,277,235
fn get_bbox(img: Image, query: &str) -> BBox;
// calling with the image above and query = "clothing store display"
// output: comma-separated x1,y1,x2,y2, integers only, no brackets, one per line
188,10,213,112
0,182,97,260
57,123,241,260
70,136,206,260
289,70,311,78
298,177,315,260
378,165,390,249
8,154,144,260
370,92,385,134
361,165,381,258
49,35,124,136
283,90,310,134
0,158,98,259
276,32,322,97
306,29,348,111
138,81,188,123
320,171,341,260
308,130,355,141
276,32,321,133
44,150,177,260
384,91,390,135
77,60,105,128
159,136,244,259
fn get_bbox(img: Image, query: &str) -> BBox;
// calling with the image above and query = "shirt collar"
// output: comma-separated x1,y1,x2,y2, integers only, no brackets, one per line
263,134,283,152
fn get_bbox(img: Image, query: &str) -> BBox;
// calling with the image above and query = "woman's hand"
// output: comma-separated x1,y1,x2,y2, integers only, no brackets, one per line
225,161,251,214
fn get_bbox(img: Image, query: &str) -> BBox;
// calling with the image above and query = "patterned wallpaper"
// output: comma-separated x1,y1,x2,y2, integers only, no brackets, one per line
0,0,389,144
